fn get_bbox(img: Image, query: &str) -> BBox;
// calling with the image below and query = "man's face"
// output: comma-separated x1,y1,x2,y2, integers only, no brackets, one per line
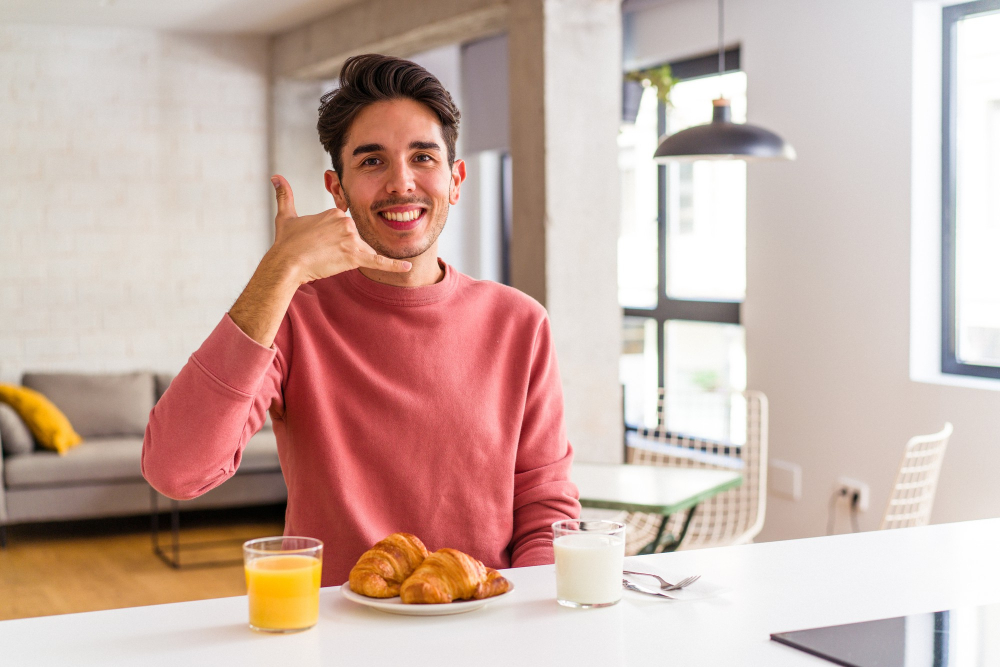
326,98,465,261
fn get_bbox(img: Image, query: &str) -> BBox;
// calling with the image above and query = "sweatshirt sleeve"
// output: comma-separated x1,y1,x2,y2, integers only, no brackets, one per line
141,314,286,500
509,314,581,568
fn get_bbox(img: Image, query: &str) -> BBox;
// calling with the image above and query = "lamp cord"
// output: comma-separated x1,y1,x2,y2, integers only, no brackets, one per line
827,488,863,535
826,489,840,535
849,492,861,533
718,0,725,75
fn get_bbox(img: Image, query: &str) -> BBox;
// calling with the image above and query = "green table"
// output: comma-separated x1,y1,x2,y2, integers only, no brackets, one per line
572,462,743,554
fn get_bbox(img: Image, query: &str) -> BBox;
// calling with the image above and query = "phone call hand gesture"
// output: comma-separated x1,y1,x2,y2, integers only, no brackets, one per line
268,174,411,285
228,176,411,347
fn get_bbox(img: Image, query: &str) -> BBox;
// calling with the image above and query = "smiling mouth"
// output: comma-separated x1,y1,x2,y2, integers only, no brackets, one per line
377,207,427,230
379,209,424,222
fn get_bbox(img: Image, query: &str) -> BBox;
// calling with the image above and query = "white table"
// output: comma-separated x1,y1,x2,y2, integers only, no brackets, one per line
573,462,742,514
5,519,1000,665
573,461,742,552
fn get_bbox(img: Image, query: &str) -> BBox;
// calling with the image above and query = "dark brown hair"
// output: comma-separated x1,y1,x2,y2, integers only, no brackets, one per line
317,54,461,174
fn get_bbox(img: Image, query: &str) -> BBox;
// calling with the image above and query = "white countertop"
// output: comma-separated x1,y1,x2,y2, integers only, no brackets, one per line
5,518,1000,666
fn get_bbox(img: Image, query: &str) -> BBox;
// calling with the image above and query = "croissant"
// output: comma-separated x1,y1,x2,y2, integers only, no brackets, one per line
474,567,512,600
399,548,511,604
349,533,429,598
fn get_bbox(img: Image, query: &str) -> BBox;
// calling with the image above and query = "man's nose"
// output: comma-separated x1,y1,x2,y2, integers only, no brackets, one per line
385,160,416,194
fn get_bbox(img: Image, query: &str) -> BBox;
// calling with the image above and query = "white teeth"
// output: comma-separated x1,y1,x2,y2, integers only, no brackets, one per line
382,209,422,222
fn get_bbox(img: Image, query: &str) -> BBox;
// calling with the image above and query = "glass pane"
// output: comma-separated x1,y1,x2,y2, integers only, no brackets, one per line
620,317,659,429
955,10,1000,368
618,85,660,308
664,72,747,301
663,320,747,444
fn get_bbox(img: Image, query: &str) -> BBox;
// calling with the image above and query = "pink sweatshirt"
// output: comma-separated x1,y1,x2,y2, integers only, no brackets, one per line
142,261,580,586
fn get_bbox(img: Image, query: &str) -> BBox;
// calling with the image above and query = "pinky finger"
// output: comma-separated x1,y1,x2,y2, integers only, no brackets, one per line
361,252,412,273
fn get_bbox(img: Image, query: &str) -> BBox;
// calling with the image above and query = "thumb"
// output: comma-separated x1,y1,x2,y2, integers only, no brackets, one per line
271,175,297,219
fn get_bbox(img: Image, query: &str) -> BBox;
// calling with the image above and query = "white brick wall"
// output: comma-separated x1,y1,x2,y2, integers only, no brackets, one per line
0,26,271,382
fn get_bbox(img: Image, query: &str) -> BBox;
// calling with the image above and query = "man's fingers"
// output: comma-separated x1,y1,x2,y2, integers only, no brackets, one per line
358,250,412,273
270,175,297,219
354,238,410,272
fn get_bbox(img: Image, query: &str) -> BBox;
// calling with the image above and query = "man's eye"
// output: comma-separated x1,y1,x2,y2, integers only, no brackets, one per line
414,154,432,162
362,157,381,166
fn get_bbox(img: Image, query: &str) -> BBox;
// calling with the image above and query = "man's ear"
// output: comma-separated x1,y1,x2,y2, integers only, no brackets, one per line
449,158,467,206
325,170,349,211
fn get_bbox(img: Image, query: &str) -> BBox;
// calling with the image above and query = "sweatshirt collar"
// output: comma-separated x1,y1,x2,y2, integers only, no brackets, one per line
344,258,458,306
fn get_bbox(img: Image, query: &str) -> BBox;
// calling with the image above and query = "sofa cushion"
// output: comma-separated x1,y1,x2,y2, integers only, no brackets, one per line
5,437,145,487
0,402,35,456
154,373,174,402
240,430,281,471
22,372,156,439
0,384,82,455
5,431,281,488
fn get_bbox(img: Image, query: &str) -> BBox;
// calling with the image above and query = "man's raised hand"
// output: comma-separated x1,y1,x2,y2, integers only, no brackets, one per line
228,176,411,347
268,175,411,285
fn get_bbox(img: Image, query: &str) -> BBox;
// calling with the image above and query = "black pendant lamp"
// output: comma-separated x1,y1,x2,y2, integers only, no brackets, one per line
653,0,795,162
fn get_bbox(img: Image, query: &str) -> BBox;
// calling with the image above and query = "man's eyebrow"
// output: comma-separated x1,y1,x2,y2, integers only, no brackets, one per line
352,143,384,156
351,141,440,157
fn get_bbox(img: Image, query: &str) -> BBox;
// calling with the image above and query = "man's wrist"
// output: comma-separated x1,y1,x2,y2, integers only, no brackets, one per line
228,250,303,347
260,248,304,294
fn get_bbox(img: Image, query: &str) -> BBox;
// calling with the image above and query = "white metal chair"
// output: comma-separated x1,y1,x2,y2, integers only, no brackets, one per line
879,423,953,530
621,389,768,554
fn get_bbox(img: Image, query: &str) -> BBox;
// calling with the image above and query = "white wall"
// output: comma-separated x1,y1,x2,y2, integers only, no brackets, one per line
629,0,1000,540
271,77,334,223
0,26,271,381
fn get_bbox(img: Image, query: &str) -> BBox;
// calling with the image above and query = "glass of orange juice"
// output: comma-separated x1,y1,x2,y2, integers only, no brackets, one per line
243,536,323,633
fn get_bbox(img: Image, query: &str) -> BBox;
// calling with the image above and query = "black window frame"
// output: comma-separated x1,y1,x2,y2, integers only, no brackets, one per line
622,47,743,431
941,0,1000,380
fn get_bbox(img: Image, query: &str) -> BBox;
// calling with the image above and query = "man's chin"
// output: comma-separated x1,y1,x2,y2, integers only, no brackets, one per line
371,230,440,261
353,212,444,262
360,234,431,261
380,245,431,261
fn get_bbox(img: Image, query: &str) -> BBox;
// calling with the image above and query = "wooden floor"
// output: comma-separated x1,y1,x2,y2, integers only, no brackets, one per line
0,505,284,621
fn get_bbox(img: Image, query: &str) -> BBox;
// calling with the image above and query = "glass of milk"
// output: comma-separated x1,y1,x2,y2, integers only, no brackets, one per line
552,520,626,608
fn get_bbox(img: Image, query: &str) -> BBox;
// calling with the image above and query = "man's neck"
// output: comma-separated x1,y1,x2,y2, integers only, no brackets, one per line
358,248,444,287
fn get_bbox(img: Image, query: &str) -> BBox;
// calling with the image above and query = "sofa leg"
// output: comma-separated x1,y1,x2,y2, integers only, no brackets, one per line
0,525,7,549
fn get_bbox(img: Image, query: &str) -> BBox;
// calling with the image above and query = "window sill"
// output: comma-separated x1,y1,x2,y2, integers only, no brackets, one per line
911,370,1000,392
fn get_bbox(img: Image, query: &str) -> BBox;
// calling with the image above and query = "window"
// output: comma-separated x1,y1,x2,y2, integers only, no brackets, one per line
619,50,747,443
942,0,1000,379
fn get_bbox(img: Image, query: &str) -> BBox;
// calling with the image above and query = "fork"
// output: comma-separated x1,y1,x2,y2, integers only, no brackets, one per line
623,571,701,591
622,579,676,599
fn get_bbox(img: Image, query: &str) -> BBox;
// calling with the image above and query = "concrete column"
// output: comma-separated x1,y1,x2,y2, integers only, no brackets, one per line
508,0,623,462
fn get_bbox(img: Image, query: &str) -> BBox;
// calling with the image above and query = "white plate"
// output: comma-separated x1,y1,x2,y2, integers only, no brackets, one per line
340,582,515,616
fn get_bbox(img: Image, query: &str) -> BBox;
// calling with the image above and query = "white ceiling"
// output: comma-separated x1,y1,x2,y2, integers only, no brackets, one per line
0,0,367,34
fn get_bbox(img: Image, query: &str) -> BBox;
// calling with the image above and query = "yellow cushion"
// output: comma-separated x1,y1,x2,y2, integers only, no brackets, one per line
0,384,82,456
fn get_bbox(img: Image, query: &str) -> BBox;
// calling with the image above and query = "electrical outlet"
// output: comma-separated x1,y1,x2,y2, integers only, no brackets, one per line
835,477,870,512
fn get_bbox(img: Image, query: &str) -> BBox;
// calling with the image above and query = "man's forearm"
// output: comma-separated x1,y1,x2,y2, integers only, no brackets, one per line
229,252,301,348
142,316,281,500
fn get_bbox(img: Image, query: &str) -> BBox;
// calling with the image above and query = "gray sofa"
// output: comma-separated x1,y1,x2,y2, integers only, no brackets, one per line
0,371,286,544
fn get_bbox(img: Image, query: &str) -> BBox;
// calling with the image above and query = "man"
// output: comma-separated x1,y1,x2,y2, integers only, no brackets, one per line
142,54,580,587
